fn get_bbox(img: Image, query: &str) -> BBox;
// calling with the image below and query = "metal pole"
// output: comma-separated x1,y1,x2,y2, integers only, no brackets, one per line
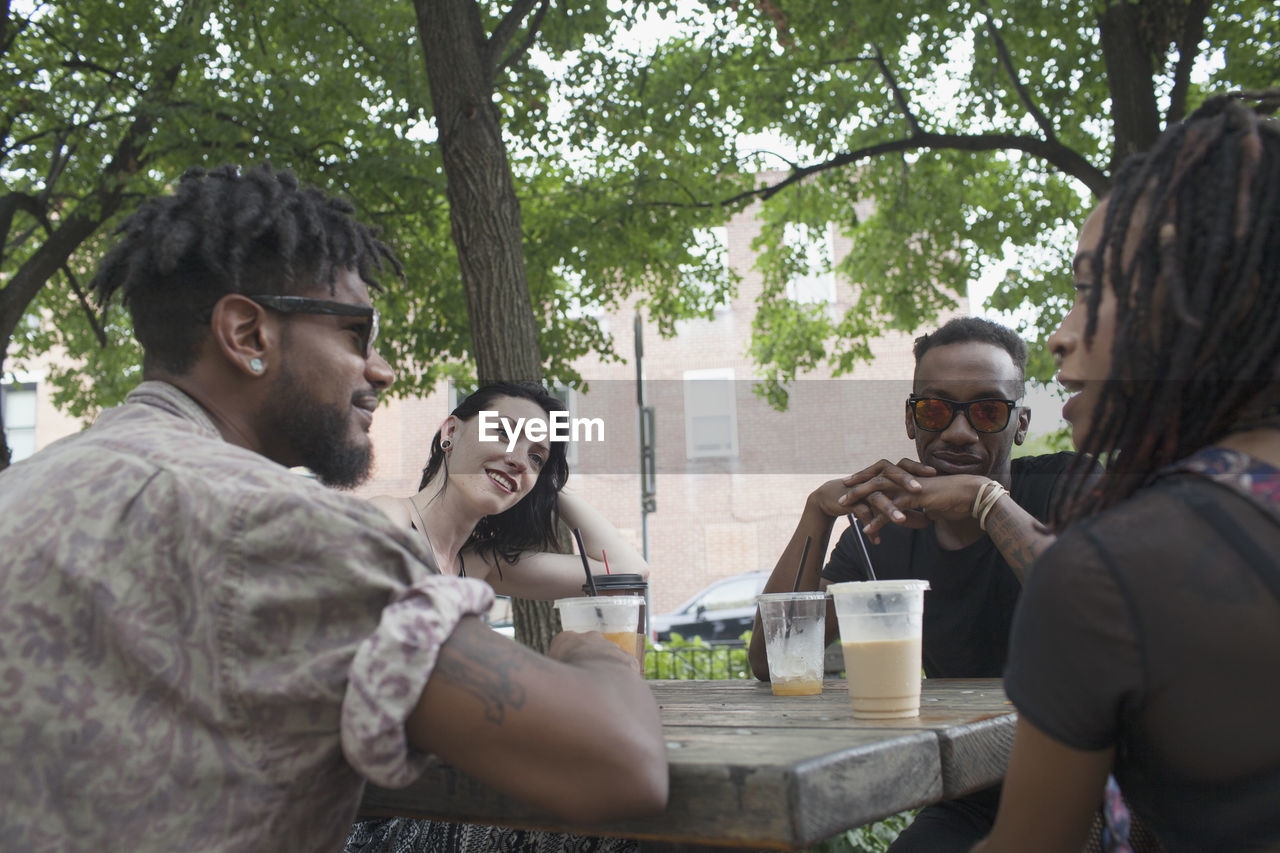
634,313,656,561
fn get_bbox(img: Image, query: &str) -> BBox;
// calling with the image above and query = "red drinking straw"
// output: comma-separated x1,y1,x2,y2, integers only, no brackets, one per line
602,549,611,574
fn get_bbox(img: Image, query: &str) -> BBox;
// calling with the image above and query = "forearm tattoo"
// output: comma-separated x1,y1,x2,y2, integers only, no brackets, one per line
433,627,532,724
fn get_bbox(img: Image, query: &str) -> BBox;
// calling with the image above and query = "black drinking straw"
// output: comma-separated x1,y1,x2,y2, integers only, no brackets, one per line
784,535,813,639
849,514,878,580
792,535,812,592
572,527,598,595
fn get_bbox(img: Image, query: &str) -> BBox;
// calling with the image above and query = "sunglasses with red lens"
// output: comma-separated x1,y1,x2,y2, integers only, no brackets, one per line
907,395,1018,433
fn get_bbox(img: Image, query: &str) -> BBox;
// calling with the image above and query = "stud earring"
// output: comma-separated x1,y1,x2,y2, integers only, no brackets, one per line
249,358,265,374
440,438,453,451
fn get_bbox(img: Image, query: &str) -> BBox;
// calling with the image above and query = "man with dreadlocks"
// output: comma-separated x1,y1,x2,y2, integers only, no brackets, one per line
0,165,667,851
975,96,1280,852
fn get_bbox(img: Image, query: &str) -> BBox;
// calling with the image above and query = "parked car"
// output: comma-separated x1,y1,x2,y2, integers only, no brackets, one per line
650,570,770,643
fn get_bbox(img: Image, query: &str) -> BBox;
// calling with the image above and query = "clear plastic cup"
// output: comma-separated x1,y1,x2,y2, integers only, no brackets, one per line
828,580,930,719
757,591,828,696
583,574,648,666
555,595,645,663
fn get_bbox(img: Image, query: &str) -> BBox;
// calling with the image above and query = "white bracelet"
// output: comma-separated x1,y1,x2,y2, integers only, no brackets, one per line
971,480,990,518
974,481,1010,531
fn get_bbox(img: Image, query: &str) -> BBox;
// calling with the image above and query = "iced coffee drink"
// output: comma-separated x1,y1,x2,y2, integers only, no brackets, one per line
828,580,929,719
839,636,924,718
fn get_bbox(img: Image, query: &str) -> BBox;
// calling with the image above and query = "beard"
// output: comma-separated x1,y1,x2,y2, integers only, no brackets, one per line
264,367,373,489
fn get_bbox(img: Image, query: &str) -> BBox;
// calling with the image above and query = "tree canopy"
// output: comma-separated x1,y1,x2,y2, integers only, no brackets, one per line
2,0,1275,467
546,0,1276,403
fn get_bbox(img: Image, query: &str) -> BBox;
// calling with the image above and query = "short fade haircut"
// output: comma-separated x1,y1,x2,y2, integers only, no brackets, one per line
913,317,1028,395
90,163,402,375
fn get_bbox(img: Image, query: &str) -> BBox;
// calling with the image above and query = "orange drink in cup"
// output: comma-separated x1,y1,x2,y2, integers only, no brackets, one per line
756,591,828,696
555,596,645,663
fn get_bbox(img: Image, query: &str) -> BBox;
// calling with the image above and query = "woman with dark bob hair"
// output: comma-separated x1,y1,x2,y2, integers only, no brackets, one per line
975,96,1279,852
368,381,647,596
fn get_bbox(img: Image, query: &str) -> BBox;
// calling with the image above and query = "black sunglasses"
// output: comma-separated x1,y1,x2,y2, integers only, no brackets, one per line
907,395,1018,434
244,294,379,358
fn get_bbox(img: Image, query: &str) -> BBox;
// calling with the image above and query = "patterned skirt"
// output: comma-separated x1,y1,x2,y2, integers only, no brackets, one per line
345,818,639,853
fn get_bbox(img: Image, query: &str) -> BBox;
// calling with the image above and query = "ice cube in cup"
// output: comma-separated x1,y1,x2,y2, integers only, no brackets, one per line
757,591,827,696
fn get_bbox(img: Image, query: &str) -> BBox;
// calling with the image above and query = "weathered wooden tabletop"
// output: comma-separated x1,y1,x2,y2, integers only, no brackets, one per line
358,678,1016,851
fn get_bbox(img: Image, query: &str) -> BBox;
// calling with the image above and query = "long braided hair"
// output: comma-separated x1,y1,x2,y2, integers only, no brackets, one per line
90,163,401,374
1058,96,1280,524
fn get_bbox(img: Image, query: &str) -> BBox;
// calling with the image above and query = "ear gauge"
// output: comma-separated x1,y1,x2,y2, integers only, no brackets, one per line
440,438,453,451
249,358,265,374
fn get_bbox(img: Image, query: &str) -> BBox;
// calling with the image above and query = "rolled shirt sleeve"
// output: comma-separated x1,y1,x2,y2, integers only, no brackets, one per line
341,575,494,786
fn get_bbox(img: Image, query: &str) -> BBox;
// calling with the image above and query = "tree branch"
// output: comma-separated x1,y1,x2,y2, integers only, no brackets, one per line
63,265,108,347
983,11,1056,142
61,57,121,77
1165,0,1208,125
495,0,550,78
3,108,139,158
869,44,921,135
0,191,42,247
651,130,1110,210
487,0,544,74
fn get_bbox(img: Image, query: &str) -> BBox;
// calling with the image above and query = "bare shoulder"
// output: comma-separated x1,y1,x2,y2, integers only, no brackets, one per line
367,494,412,528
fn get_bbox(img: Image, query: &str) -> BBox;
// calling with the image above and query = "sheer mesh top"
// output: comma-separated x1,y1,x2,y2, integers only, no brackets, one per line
1005,448,1280,851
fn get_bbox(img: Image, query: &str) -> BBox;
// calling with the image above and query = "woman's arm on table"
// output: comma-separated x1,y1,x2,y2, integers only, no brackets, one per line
970,716,1112,853
409,616,668,822
468,490,649,600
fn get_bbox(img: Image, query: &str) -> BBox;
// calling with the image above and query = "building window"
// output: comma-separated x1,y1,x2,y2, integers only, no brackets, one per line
2,382,38,462
447,380,477,413
684,226,731,312
683,368,737,459
783,222,835,304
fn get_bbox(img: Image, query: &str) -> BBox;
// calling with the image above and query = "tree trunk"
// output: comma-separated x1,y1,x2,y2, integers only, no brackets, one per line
413,0,543,386
414,0,554,651
1097,0,1163,171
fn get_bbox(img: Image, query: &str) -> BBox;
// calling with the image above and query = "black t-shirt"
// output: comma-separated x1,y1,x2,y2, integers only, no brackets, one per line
1005,449,1280,851
822,452,1077,678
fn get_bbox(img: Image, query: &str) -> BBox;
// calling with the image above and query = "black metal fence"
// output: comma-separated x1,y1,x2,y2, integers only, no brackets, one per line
644,640,752,680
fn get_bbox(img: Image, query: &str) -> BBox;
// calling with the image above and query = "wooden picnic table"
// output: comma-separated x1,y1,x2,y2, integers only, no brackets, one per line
358,677,1017,851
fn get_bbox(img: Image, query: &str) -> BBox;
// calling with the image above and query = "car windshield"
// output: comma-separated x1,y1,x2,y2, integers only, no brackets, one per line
687,576,762,612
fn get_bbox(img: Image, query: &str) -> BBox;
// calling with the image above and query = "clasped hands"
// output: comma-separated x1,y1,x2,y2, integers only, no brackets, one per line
810,459,990,545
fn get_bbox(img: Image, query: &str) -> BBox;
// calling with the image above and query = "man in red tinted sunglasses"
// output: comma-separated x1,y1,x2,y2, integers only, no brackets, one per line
750,317,1086,853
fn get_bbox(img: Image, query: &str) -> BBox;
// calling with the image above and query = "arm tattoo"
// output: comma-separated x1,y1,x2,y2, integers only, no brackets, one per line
986,502,1052,583
432,626,535,725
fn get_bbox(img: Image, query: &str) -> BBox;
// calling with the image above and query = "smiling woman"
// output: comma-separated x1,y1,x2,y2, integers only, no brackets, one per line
366,381,649,599
356,381,651,853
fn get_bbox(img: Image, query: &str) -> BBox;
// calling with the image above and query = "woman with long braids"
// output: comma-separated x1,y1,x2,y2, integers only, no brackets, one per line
975,96,1280,852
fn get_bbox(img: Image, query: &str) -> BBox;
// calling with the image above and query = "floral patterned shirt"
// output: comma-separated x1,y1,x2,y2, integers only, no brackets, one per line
0,381,494,852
